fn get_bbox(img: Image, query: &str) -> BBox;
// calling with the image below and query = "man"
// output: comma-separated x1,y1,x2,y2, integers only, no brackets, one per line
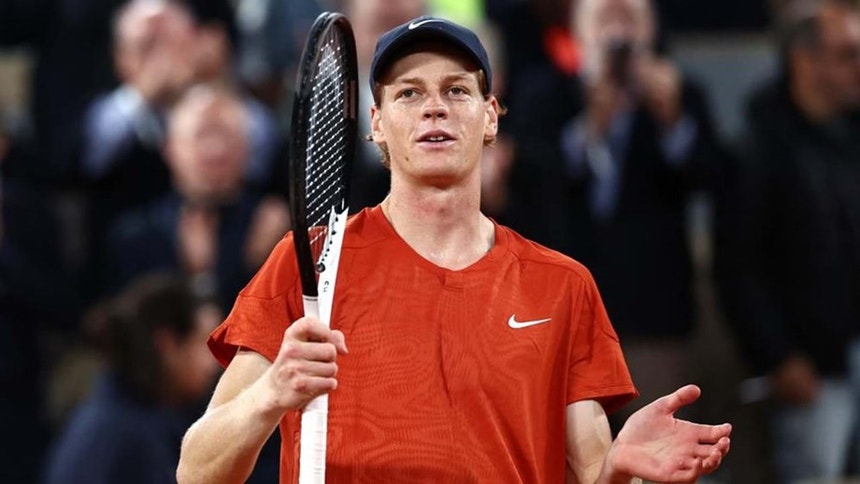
82,0,279,201
714,0,860,480
81,0,198,195
104,84,289,313
501,0,725,427
44,273,221,484
177,17,731,483
83,0,282,305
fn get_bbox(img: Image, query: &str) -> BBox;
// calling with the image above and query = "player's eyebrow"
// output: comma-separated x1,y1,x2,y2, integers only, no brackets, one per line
392,72,477,87
439,72,475,84
391,77,426,88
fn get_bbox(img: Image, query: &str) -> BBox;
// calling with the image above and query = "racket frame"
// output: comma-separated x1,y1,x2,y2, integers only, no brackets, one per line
289,11,357,298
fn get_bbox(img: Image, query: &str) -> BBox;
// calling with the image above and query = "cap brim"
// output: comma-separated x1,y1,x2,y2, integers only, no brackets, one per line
373,28,485,84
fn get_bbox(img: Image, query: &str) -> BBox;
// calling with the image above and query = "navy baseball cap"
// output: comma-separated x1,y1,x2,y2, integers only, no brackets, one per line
370,16,492,94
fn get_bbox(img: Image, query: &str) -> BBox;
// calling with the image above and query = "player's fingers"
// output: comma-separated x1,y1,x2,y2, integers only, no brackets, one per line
285,317,330,343
656,384,701,414
692,444,714,460
330,329,349,354
688,422,732,444
302,341,339,363
700,447,726,474
714,436,731,455
279,339,338,364
693,437,729,460
292,375,339,401
295,360,339,379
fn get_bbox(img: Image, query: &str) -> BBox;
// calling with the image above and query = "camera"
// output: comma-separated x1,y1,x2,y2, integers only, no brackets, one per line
606,39,634,86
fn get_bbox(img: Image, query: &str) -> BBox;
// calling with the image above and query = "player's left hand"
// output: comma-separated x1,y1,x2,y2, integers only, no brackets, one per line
607,385,732,483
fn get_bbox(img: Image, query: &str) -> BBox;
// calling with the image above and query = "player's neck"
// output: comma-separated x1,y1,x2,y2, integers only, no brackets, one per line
382,182,494,271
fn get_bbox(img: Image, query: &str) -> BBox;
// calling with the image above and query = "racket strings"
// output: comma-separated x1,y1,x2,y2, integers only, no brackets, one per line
304,30,351,267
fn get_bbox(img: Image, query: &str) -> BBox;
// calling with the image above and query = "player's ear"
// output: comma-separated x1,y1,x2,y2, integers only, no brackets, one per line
483,96,499,139
370,104,385,144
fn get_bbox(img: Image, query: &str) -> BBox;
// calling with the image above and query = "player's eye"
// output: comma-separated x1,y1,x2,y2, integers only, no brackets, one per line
399,88,416,99
449,86,467,96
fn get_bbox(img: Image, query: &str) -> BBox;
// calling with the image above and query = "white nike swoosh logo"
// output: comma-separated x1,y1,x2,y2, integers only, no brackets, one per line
408,19,444,30
507,315,551,329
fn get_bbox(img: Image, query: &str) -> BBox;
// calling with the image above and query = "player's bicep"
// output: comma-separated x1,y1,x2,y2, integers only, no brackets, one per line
566,400,613,484
207,348,272,411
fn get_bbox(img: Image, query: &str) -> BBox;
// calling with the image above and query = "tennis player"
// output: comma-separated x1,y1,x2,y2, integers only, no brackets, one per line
177,16,731,483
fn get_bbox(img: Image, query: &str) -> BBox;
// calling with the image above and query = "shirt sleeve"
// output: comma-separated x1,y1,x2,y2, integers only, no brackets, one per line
208,234,304,366
566,271,638,414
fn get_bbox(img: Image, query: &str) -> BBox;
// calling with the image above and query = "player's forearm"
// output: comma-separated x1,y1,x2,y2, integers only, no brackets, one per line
177,382,285,484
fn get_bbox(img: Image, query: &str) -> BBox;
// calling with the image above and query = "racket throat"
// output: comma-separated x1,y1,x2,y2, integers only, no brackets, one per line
314,205,348,327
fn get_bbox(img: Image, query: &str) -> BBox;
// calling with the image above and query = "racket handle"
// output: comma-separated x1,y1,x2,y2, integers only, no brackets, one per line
299,394,329,484
298,295,327,483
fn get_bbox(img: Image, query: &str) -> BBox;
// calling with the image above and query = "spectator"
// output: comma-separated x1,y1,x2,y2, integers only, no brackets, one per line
42,273,220,484
81,0,282,304
103,84,289,311
81,0,279,210
503,0,726,428
74,0,196,310
81,0,198,205
714,0,860,480
181,0,282,194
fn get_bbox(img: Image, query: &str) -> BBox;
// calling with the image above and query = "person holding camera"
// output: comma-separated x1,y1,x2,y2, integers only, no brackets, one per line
501,0,727,429
714,0,860,479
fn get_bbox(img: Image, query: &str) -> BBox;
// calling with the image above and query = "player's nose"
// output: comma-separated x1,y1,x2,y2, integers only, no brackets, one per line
422,93,448,119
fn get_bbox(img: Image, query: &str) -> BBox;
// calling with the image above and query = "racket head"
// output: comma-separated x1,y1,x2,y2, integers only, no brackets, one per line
289,12,358,299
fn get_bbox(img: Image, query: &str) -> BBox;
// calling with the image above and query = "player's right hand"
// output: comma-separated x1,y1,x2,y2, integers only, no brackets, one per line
609,385,732,482
261,316,348,412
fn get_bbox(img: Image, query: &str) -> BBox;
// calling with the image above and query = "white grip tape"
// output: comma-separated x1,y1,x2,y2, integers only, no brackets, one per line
298,295,325,484
299,394,329,484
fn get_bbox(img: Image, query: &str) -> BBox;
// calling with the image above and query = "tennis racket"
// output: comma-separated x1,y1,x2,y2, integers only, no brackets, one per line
288,11,357,484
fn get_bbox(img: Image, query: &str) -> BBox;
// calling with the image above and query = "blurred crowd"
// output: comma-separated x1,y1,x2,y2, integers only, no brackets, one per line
0,0,858,482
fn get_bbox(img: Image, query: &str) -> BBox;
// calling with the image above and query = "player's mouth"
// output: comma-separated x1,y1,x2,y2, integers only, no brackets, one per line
416,130,456,147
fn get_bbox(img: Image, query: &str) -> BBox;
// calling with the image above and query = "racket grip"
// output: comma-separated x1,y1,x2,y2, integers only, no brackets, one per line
299,394,329,484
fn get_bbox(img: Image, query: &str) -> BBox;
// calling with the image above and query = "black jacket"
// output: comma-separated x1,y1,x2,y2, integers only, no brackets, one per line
714,78,860,375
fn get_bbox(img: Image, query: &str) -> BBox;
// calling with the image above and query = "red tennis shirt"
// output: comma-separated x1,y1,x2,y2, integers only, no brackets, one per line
209,205,637,483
